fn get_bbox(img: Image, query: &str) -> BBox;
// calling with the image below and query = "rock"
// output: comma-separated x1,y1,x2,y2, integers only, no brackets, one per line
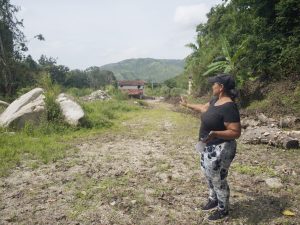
131,200,137,204
0,88,45,128
280,116,300,128
265,178,283,189
56,93,84,126
241,118,260,129
110,201,116,206
241,126,299,149
81,90,111,101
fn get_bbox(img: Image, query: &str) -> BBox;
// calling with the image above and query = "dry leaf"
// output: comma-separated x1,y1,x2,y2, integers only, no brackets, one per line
282,209,295,216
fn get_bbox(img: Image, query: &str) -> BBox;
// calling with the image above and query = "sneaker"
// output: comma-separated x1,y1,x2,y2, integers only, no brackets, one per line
201,199,218,211
208,209,229,221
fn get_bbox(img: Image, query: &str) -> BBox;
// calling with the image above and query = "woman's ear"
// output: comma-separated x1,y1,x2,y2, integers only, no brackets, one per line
220,84,224,92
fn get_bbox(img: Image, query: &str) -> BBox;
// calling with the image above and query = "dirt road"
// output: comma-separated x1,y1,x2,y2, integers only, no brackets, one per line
0,101,299,224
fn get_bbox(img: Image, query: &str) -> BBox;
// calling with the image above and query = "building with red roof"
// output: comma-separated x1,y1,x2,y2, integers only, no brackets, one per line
117,80,146,99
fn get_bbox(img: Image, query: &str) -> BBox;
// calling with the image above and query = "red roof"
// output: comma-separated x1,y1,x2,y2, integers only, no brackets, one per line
118,80,146,86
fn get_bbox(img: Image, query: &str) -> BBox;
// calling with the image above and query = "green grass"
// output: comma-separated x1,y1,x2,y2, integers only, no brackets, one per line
0,99,141,177
246,99,270,112
0,133,69,176
65,87,94,97
0,105,6,114
232,163,276,176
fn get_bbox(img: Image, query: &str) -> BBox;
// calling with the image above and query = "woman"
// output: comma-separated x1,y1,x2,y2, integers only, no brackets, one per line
180,73,241,221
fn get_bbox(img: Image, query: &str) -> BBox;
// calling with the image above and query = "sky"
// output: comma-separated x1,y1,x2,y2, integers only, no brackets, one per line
12,0,223,69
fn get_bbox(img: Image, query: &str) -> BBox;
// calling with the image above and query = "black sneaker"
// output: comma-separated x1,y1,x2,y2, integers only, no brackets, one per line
208,209,229,221
201,199,218,211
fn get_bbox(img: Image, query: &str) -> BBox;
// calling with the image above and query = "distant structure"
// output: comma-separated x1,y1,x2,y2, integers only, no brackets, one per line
118,80,146,99
188,75,193,95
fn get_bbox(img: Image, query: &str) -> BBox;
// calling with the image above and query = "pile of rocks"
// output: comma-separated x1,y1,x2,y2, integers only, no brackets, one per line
81,90,111,101
241,113,300,149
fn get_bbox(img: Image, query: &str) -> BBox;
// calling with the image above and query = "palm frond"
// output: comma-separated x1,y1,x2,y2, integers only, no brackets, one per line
231,39,248,63
221,37,231,60
203,64,226,76
207,61,228,69
185,43,198,52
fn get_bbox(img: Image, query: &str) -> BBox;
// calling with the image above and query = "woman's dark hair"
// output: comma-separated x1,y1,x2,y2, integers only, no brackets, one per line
208,73,238,101
224,88,238,101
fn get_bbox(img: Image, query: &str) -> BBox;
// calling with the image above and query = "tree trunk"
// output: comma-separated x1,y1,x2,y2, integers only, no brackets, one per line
241,126,299,149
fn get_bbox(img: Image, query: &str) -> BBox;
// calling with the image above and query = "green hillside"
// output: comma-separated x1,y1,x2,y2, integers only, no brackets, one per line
100,58,185,82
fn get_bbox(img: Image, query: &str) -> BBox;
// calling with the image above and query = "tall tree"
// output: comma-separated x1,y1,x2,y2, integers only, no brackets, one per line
0,0,26,96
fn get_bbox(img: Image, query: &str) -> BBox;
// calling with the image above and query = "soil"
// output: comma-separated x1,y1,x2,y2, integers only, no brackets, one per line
0,101,299,225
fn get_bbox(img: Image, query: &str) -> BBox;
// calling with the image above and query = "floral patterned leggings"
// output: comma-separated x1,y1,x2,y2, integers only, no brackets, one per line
200,140,236,212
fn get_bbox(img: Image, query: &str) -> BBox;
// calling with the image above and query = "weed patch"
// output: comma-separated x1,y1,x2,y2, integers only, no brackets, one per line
232,163,276,176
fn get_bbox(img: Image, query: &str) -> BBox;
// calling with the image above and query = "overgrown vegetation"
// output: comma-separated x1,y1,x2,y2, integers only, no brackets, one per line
184,0,300,97
144,78,187,98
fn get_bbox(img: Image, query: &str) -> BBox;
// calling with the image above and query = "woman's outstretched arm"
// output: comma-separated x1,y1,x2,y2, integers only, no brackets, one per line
179,96,209,113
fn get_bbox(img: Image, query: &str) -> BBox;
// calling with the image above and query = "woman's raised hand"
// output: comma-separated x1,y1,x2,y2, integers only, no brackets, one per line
180,96,188,107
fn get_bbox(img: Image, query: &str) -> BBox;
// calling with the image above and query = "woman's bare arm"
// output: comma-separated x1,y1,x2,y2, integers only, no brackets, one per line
204,122,241,143
180,96,209,113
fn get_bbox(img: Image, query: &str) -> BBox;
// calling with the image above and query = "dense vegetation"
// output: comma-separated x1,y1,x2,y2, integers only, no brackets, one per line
100,58,184,82
184,0,300,98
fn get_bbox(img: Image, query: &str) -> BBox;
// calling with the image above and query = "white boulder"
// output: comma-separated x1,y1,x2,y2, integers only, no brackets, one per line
0,88,45,128
56,93,84,126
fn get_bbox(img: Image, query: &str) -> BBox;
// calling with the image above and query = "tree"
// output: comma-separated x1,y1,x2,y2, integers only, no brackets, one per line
85,67,116,89
38,55,69,85
64,69,89,88
203,37,251,86
0,0,26,96
183,0,300,95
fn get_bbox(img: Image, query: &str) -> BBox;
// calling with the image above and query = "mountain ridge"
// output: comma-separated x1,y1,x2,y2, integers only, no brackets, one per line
99,58,185,82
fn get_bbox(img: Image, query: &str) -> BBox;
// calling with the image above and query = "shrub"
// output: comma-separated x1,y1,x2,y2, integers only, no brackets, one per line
170,88,186,97
107,87,129,100
81,100,139,129
66,87,94,97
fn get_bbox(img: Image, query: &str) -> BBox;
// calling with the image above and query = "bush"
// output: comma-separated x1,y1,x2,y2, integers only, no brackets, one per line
106,87,129,100
170,88,186,97
81,100,139,128
65,87,94,97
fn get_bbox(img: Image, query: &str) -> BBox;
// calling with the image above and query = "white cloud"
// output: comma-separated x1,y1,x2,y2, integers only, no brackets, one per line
174,4,210,28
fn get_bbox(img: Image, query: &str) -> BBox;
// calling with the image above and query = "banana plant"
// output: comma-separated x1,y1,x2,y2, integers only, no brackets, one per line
203,37,248,76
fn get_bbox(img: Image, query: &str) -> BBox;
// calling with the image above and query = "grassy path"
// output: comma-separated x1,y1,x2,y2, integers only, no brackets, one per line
0,101,299,224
